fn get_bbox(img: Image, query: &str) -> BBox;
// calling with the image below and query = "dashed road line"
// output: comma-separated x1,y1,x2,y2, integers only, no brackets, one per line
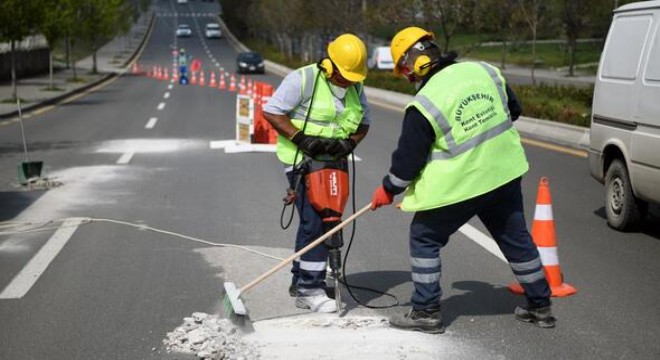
157,102,166,110
458,224,507,263
0,219,82,299
164,92,170,99
116,152,135,164
145,117,158,129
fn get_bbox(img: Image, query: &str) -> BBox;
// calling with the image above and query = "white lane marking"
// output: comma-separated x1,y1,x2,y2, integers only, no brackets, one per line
116,152,135,164
145,117,158,129
0,219,82,299
164,92,170,99
168,84,174,90
458,224,507,263
157,102,166,110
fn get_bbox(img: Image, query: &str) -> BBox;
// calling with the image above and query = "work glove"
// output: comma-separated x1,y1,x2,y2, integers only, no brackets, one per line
290,131,326,158
371,185,394,210
326,138,357,157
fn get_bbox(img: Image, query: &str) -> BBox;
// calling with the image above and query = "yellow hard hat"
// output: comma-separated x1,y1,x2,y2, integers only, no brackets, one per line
327,34,368,82
390,27,434,75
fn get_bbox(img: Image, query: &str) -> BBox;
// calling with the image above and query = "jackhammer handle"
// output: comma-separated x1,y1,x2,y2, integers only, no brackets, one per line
239,203,372,294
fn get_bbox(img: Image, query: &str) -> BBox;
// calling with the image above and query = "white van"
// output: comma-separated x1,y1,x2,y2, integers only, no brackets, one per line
367,46,394,70
588,0,660,231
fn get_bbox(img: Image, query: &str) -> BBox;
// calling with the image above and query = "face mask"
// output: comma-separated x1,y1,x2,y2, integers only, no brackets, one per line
329,82,348,99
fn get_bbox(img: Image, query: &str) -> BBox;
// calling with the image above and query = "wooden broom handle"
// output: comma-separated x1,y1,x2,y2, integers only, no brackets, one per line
239,204,372,294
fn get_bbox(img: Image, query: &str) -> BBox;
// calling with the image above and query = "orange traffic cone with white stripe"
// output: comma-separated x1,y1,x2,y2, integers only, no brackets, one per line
199,70,206,86
509,177,577,297
219,72,226,90
228,75,236,92
209,71,217,87
191,71,198,85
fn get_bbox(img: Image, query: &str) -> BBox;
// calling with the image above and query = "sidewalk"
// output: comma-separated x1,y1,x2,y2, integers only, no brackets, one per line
0,13,153,119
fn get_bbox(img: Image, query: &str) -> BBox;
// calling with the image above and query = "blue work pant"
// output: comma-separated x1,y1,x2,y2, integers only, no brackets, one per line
409,177,551,310
286,170,328,296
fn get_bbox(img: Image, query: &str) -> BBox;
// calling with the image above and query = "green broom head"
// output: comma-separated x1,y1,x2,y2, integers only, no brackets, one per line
223,282,247,316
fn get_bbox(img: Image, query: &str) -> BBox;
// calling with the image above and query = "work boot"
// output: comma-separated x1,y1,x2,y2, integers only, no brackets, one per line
389,307,445,334
295,293,337,313
514,305,556,328
289,284,335,299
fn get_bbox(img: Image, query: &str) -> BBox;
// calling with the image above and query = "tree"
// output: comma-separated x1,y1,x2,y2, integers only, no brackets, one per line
78,0,130,74
0,0,44,101
40,0,74,90
516,0,544,85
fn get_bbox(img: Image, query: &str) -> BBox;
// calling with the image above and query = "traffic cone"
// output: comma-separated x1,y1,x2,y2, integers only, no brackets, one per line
132,63,139,74
191,71,198,85
508,177,577,297
172,68,178,82
228,75,236,92
209,71,217,87
219,73,226,90
247,79,253,96
163,68,169,80
199,70,206,86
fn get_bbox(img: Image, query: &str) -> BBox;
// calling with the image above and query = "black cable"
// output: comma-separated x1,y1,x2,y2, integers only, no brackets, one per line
280,70,323,230
339,149,399,309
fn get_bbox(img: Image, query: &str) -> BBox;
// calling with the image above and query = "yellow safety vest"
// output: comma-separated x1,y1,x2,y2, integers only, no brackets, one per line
401,62,529,211
276,64,364,165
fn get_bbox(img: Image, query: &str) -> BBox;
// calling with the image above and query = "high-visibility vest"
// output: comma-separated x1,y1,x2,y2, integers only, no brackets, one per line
276,64,364,165
401,62,529,212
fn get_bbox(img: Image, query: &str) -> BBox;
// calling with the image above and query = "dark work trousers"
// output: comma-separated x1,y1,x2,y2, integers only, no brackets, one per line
286,170,328,296
409,177,551,310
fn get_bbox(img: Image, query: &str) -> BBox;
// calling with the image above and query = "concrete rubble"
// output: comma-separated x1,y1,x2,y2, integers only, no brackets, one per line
163,312,260,360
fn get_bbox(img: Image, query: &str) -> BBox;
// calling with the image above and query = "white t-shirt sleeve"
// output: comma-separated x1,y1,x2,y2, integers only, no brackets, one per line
263,71,303,116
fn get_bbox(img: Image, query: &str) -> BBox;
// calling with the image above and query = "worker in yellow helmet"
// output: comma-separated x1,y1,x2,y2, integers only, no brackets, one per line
263,34,371,313
370,26,554,333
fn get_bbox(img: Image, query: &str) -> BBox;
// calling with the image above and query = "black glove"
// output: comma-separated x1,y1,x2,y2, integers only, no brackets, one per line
326,138,357,157
290,131,326,157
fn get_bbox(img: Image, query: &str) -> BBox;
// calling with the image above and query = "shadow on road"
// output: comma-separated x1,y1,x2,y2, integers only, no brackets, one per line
0,190,45,221
441,280,525,326
0,140,86,158
594,206,660,240
342,270,410,310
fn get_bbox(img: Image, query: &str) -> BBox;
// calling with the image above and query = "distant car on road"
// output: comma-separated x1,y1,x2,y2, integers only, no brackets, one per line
367,46,394,70
204,23,222,39
236,51,265,74
176,24,192,37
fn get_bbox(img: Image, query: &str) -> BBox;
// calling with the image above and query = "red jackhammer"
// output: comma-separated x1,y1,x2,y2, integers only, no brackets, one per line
288,156,350,312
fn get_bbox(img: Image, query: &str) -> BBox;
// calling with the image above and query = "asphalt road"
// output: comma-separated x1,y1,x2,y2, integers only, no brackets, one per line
1,1,659,359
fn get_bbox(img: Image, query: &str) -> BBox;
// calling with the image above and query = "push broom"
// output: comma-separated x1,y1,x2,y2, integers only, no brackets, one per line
223,203,371,317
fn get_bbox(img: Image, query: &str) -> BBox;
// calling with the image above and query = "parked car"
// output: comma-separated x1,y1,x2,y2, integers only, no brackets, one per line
236,51,265,74
588,0,660,231
204,23,222,39
176,24,192,37
367,46,394,70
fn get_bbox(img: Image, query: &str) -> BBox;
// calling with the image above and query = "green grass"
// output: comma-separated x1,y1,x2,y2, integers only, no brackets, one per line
459,41,603,69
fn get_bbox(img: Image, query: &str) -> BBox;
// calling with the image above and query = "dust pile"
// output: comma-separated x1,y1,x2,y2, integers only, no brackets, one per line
163,312,259,359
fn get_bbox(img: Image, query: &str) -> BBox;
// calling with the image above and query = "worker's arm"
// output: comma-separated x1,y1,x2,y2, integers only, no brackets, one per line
350,124,369,145
506,84,522,121
382,107,435,195
262,70,304,140
263,112,299,140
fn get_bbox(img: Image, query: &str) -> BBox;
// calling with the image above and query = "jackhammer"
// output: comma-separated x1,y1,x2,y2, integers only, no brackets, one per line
287,154,350,312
